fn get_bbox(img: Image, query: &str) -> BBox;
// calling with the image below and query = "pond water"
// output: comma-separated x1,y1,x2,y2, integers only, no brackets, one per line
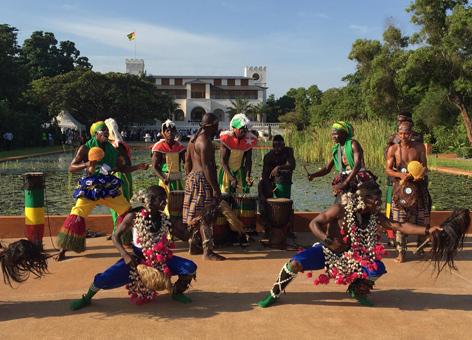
1,147,471,216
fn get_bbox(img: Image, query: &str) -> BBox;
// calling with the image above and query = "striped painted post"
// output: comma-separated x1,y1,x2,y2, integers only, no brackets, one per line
24,172,45,244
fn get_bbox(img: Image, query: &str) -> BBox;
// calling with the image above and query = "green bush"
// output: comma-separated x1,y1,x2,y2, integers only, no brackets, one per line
456,147,472,159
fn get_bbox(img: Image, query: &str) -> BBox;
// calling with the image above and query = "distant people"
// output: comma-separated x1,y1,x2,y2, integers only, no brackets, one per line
3,131,13,151
48,132,53,146
42,132,47,147
307,122,375,201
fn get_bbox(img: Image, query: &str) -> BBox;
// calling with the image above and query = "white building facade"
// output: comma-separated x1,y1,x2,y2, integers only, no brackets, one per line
149,66,267,123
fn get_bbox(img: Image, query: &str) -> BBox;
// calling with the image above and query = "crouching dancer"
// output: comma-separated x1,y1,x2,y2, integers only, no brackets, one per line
70,186,197,310
258,181,468,308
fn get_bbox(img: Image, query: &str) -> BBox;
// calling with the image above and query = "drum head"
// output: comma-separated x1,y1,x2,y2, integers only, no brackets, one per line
266,198,292,204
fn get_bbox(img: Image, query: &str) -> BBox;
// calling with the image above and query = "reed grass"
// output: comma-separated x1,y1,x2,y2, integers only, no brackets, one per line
284,120,395,167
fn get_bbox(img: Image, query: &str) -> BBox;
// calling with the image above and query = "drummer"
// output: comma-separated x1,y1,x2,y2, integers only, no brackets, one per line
151,119,186,215
258,135,296,237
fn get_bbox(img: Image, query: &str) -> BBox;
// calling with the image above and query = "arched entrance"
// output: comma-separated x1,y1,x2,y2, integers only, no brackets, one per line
213,109,225,122
173,109,184,121
190,107,206,122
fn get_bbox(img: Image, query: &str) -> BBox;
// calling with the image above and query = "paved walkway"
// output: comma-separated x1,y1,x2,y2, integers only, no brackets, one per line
1,233,471,340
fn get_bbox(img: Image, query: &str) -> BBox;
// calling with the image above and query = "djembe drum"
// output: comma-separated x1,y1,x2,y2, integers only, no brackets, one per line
266,198,293,249
24,172,45,245
273,170,292,199
167,190,187,241
231,193,258,234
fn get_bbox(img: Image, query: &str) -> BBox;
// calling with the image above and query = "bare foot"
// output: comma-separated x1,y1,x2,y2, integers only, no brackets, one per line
203,250,226,261
54,249,66,261
394,253,405,263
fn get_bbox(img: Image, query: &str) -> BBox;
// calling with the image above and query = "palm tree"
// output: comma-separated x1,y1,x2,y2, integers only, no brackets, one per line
252,102,270,123
226,98,254,119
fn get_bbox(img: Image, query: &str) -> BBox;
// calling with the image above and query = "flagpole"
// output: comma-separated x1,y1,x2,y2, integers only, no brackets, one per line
134,30,136,59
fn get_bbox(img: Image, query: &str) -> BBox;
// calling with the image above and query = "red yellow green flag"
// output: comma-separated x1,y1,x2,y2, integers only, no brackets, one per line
127,32,135,41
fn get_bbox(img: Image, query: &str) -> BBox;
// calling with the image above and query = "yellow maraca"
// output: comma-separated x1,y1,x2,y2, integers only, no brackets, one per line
400,161,425,185
88,147,105,174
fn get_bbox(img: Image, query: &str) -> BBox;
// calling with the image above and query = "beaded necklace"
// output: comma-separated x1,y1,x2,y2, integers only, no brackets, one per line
313,192,388,286
126,208,175,305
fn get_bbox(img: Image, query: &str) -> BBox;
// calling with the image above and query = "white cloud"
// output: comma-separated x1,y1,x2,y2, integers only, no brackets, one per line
350,24,368,34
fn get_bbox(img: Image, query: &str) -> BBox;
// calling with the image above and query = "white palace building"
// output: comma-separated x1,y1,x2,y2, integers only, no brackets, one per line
125,59,279,132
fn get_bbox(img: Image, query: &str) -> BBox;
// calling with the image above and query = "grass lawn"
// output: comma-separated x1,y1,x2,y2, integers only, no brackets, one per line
0,145,75,159
428,156,472,171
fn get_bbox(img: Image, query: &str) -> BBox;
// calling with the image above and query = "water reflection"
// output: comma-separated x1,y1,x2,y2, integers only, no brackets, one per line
1,146,471,215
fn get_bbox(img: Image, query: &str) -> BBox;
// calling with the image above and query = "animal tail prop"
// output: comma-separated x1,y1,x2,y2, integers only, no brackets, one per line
137,265,172,293
219,200,246,234
187,204,221,229
1,239,50,286
419,209,470,275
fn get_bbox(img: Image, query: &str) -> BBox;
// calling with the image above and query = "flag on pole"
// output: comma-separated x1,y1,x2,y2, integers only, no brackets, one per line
127,32,135,41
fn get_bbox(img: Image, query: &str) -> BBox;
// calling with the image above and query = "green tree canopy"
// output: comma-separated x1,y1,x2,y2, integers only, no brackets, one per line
0,24,27,105
28,69,177,128
19,30,92,81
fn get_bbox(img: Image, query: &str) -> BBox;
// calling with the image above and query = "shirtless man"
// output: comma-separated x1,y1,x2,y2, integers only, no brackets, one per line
386,120,430,263
384,112,424,246
307,122,374,200
182,113,224,261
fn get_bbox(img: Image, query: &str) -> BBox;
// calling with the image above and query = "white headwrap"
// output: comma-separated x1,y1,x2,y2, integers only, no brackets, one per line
230,113,251,131
104,118,124,142
161,119,176,132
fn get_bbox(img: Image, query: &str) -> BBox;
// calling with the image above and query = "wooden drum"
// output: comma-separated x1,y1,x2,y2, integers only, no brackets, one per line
266,198,293,249
167,190,186,241
266,198,293,228
231,193,258,233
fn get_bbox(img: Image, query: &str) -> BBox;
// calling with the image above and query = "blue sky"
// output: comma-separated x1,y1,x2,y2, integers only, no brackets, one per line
2,0,417,98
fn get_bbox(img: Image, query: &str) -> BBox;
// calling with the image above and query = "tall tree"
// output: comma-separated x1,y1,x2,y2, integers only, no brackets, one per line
226,97,254,119
0,24,27,104
279,87,311,130
407,0,472,145
252,102,270,122
348,24,411,119
19,31,91,81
